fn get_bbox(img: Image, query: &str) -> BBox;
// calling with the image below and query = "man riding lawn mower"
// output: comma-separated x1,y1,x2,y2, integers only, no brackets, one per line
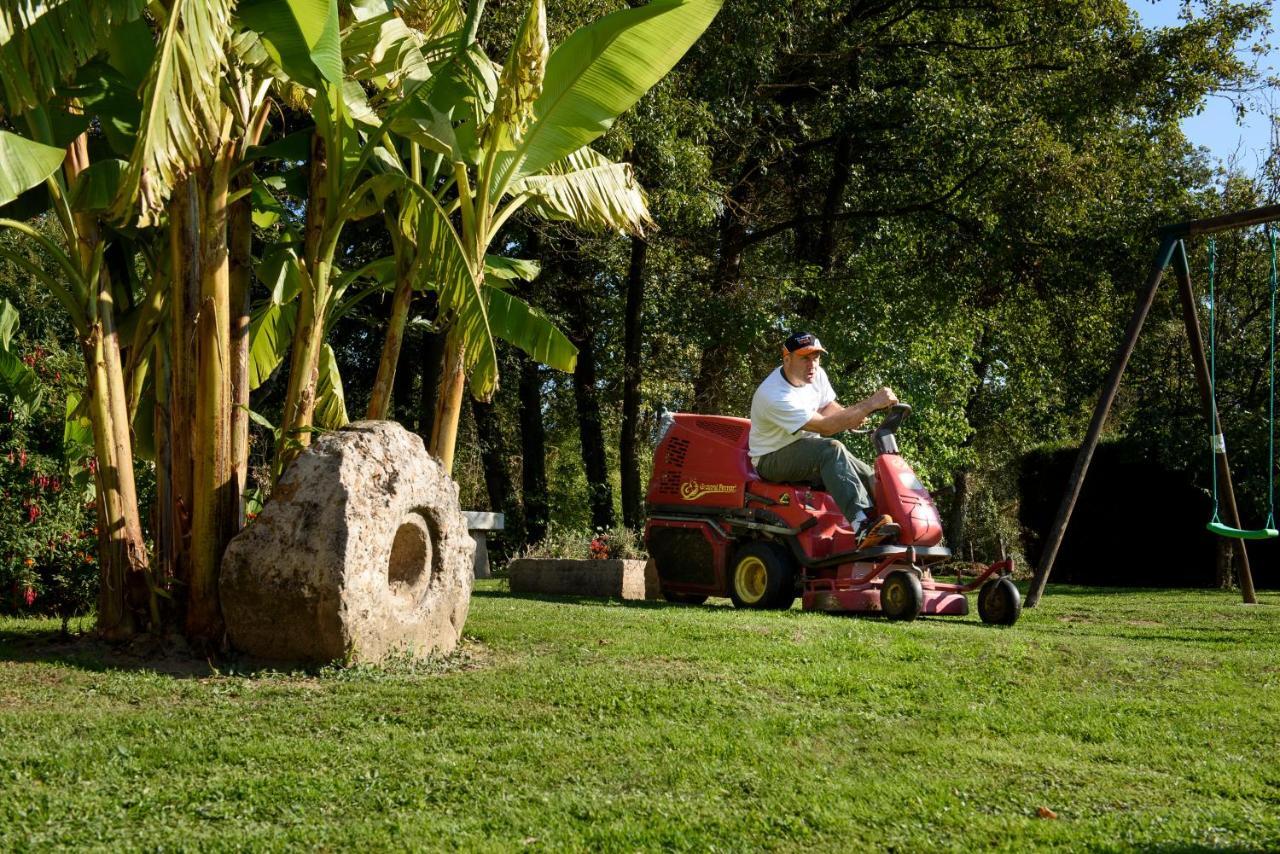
643,332,1021,624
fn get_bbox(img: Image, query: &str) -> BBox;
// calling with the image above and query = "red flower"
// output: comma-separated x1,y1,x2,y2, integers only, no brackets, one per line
27,503,40,523
23,587,36,606
18,449,27,468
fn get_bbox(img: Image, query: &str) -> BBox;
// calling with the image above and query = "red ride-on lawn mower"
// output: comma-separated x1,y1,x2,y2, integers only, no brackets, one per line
643,404,1021,624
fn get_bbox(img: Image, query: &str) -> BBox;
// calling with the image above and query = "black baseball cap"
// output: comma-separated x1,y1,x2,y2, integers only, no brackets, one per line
783,331,828,356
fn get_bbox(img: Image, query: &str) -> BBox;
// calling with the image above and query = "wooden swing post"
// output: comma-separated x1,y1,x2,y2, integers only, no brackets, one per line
1027,204,1280,607
1171,241,1257,604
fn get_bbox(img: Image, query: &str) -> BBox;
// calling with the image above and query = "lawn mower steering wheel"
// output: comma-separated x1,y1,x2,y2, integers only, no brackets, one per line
849,402,911,435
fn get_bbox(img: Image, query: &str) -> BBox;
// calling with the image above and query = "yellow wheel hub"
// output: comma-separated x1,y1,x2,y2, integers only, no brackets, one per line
734,556,768,604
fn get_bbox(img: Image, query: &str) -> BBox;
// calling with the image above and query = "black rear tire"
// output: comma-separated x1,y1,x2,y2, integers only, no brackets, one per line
881,569,923,621
978,577,1021,625
662,590,709,605
728,541,797,610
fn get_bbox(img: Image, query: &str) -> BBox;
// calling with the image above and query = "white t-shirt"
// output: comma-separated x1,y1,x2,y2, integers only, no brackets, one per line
748,366,836,461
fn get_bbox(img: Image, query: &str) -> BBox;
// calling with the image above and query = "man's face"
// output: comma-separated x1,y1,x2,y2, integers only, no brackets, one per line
782,350,821,385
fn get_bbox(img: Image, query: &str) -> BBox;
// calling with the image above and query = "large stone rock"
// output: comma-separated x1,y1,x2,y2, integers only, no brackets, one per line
220,421,474,664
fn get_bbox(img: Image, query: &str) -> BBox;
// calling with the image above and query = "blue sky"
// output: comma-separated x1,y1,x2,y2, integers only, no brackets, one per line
1128,0,1277,175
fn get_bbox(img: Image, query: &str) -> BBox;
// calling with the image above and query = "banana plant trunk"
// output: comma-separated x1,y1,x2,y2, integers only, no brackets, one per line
366,251,415,421
275,132,330,480
430,332,467,471
228,157,254,522
186,154,236,644
64,133,153,638
167,180,201,604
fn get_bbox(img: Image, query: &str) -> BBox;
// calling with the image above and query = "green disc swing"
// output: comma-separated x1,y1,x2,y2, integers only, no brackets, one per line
1204,230,1279,540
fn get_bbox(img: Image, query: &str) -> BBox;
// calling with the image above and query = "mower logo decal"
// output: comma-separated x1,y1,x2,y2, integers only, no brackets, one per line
679,480,738,501
778,493,790,506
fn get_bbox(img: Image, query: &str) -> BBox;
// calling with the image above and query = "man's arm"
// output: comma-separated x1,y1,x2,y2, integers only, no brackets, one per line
803,387,898,436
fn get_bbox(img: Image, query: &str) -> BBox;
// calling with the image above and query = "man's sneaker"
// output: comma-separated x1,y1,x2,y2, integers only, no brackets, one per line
857,514,900,549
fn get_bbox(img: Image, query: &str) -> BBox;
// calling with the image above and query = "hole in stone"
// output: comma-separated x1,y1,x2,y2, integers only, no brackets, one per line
388,513,433,592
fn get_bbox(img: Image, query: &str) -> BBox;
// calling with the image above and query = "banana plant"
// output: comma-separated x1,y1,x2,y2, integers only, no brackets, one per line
362,0,722,472
0,110,159,637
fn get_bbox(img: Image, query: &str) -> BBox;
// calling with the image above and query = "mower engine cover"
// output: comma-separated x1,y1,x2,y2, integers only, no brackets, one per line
874,454,944,547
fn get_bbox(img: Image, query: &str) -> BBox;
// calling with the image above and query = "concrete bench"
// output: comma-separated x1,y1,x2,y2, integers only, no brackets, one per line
461,511,504,579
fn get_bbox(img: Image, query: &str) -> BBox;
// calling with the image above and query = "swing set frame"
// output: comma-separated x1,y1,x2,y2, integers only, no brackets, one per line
1028,203,1280,608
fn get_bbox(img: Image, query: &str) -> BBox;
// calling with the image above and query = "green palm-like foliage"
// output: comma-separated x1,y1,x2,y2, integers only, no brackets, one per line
0,0,147,117
114,0,237,226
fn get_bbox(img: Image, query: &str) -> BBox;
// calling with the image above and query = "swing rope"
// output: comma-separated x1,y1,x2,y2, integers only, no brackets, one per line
1204,231,1279,540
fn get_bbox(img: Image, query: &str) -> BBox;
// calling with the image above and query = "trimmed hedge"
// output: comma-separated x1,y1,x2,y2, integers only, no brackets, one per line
1019,441,1277,589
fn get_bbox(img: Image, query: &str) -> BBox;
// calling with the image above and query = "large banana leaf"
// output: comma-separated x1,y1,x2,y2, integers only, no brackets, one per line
237,0,342,90
490,0,721,197
484,255,540,282
70,158,126,212
484,286,576,373
342,12,434,89
0,297,16,349
510,147,652,236
247,249,305,389
0,299,43,417
410,39,499,166
113,0,236,226
248,301,297,391
74,60,144,158
62,390,95,494
0,130,66,207
0,0,147,117
314,341,348,429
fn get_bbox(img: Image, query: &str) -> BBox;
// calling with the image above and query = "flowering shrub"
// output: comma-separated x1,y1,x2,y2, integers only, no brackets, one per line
0,334,98,628
519,524,648,561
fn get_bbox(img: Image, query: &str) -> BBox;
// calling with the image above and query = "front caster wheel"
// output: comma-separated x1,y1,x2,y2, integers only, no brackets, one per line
881,570,923,621
978,577,1022,625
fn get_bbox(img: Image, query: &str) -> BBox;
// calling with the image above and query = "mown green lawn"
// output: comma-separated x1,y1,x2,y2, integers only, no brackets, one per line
1,583,1278,851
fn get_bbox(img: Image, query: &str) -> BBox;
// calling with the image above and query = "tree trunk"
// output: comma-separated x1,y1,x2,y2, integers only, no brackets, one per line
152,338,175,589
366,250,414,420
949,468,971,558
187,155,235,645
418,327,446,444
64,133,152,638
167,180,201,603
813,132,853,274
692,173,753,413
518,353,548,544
275,131,330,479
620,236,647,530
430,333,467,471
392,319,417,426
567,293,614,530
228,154,253,524
471,395,514,516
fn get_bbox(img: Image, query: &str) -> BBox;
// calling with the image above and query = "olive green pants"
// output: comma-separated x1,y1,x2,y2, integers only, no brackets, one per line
755,437,875,523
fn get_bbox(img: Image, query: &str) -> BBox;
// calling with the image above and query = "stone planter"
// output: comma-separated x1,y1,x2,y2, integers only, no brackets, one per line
508,558,660,601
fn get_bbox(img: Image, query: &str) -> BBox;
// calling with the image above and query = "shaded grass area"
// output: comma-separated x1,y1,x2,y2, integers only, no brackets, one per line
1,584,1278,850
